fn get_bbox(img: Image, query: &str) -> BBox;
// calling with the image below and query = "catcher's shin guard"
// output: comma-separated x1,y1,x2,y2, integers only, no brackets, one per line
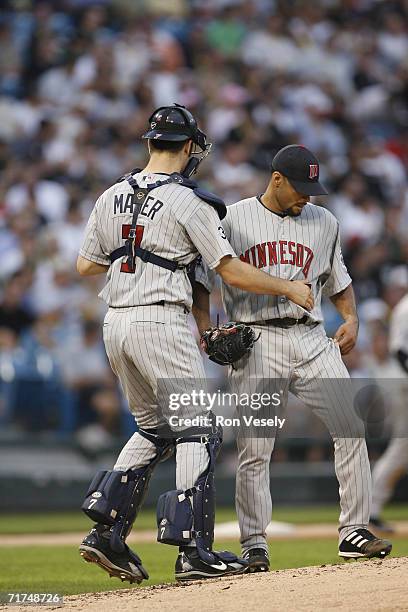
156,428,221,551
156,428,247,568
82,431,173,552
156,467,218,553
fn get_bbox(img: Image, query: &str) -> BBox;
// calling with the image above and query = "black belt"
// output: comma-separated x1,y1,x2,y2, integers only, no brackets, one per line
244,315,309,328
153,300,189,313
109,301,189,313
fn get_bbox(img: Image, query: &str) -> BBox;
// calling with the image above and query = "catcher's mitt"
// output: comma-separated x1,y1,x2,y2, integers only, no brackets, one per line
200,322,259,367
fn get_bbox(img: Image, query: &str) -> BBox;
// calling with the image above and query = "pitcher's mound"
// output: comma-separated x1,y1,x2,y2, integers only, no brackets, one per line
28,556,408,612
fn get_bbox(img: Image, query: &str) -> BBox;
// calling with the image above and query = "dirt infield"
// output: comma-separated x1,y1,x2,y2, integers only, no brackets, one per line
8,556,408,612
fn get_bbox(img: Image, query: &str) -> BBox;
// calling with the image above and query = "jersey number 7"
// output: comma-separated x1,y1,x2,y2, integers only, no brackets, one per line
121,224,145,273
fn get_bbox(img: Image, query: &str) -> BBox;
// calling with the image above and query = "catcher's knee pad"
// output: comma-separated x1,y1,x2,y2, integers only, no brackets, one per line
156,488,194,546
81,467,150,527
156,427,222,557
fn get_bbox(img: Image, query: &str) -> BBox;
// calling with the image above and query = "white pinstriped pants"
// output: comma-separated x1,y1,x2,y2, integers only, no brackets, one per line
103,306,209,492
231,322,372,553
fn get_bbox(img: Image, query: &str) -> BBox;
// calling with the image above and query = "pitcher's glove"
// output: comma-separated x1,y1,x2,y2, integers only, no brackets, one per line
200,322,259,366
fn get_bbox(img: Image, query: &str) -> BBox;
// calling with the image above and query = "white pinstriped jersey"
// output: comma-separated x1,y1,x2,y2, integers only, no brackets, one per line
79,172,235,309
197,196,351,323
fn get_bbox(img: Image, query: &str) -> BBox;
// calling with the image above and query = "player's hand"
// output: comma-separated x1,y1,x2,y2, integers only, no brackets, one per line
285,280,314,311
333,318,359,355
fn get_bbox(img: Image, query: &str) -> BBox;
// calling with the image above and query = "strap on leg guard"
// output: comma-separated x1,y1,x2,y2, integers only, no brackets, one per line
186,429,245,567
188,430,226,564
82,428,173,552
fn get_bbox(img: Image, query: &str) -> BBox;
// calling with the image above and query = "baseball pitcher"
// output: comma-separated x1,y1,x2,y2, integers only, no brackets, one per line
196,145,393,572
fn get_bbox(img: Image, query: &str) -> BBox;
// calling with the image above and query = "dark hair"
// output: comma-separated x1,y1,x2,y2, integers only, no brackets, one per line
149,139,188,153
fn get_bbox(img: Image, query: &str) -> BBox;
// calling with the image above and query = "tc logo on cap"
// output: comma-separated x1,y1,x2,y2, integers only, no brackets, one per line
271,144,328,195
309,164,319,179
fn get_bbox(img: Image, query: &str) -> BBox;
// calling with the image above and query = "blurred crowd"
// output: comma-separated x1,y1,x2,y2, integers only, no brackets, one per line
0,0,407,450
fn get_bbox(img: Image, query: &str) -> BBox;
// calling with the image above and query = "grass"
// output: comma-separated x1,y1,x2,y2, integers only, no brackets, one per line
0,504,407,535
2,538,408,596
1,505,407,596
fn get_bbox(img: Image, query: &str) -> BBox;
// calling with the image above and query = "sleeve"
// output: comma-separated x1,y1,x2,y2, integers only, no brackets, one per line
183,203,236,269
194,258,216,293
322,224,352,297
78,197,110,265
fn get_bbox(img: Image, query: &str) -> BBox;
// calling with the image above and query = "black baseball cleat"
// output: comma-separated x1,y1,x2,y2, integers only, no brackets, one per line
243,548,270,573
369,516,395,534
339,528,392,559
175,548,248,581
79,525,148,584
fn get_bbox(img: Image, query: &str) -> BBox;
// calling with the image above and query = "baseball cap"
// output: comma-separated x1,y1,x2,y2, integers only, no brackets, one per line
271,144,328,196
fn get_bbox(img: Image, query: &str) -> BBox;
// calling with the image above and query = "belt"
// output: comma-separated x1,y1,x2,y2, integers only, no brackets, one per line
244,315,309,328
109,301,189,314
153,300,189,314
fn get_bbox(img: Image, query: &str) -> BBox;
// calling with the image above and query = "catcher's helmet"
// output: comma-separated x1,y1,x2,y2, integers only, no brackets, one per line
142,103,212,177
142,103,208,151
